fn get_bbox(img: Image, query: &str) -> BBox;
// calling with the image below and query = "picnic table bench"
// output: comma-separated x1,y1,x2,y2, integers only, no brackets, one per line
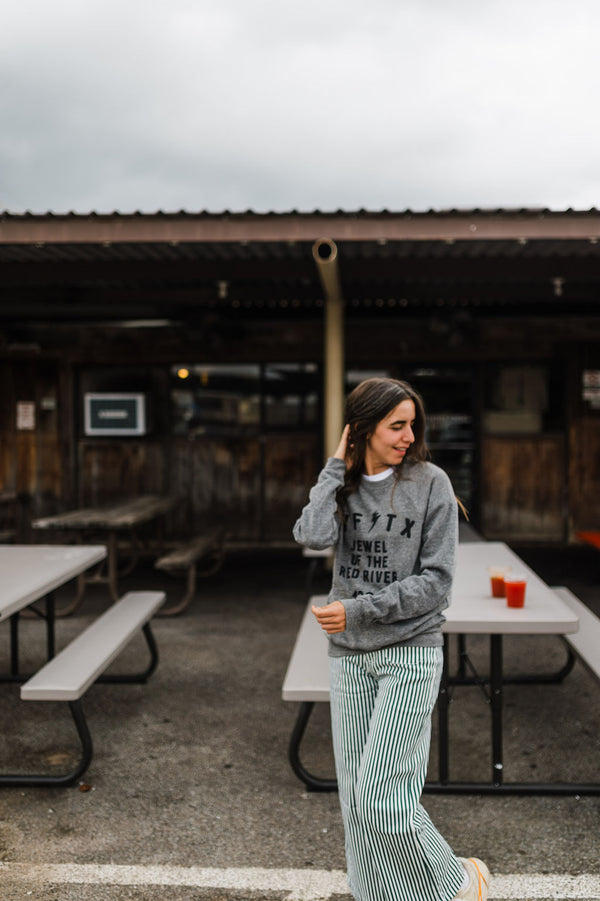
4,589,165,787
154,528,226,615
282,594,334,791
554,585,600,681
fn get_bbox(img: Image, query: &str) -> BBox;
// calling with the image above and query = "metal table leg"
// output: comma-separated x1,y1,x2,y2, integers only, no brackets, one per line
437,633,451,784
3,591,56,683
45,590,55,660
423,634,600,795
490,634,503,788
288,702,337,792
10,613,19,677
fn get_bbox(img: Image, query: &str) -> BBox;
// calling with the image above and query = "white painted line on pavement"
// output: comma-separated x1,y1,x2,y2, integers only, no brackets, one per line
2,864,348,900
491,874,600,899
1,863,600,899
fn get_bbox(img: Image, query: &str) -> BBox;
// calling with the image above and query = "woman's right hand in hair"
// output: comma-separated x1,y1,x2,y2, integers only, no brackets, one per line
334,424,351,463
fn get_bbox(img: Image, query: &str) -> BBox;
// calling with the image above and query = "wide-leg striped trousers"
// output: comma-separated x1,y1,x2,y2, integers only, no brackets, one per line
329,645,464,901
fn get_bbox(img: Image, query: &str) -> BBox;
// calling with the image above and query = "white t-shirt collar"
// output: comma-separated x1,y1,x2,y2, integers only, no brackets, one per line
362,467,394,483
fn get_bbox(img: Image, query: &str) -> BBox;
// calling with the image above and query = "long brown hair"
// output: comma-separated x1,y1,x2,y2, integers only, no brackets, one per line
336,377,429,511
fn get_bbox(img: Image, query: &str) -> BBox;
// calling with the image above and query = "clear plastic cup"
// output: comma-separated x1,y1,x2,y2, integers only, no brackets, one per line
488,566,510,598
504,572,527,608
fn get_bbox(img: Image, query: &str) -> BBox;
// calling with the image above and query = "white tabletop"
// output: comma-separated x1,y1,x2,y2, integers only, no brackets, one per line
0,545,107,621
306,541,579,637
446,542,579,635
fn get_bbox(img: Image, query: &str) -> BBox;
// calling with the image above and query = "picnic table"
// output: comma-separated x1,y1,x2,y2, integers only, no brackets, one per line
0,544,164,786
0,544,107,678
32,495,177,611
282,541,600,795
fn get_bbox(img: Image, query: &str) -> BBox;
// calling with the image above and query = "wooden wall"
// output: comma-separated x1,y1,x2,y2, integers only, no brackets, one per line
76,434,320,544
0,360,62,536
263,435,320,541
78,441,166,506
569,414,600,533
166,434,319,542
169,438,262,540
480,436,566,541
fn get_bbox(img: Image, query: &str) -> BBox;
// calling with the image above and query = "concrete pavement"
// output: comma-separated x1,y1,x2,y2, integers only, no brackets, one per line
0,544,599,900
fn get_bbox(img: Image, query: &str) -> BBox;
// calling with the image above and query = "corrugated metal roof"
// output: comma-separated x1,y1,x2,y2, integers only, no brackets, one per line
3,206,600,218
1,209,600,324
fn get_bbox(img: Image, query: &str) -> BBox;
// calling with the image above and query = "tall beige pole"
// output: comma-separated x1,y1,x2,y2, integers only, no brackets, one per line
312,238,345,460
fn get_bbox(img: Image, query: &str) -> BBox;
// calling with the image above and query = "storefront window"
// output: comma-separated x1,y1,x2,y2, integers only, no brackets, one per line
170,363,319,435
263,364,319,428
171,364,260,436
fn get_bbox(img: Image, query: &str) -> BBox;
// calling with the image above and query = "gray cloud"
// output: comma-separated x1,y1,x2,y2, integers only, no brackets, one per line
2,0,600,213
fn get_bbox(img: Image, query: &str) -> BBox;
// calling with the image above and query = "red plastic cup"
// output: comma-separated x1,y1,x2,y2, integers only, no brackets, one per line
488,567,509,598
505,573,527,608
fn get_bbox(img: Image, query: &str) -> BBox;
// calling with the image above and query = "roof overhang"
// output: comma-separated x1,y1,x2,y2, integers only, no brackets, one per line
1,209,600,325
4,208,600,243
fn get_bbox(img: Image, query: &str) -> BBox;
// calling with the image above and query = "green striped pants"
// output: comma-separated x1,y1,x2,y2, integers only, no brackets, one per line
329,645,464,901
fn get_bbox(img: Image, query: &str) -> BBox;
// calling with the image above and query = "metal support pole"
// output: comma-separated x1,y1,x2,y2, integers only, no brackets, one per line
313,238,345,459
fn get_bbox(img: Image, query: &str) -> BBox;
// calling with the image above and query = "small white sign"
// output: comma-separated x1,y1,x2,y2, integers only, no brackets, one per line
16,401,35,431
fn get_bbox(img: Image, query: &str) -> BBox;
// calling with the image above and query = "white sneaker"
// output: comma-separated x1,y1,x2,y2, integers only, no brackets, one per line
454,858,490,901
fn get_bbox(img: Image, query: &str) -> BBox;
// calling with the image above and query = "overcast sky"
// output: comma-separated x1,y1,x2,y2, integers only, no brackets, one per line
2,0,600,214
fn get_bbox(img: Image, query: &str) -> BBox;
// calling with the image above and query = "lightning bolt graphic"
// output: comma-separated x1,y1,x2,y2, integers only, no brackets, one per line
369,512,381,532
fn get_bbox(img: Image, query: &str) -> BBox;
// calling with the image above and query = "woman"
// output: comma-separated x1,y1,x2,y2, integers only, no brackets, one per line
293,378,489,901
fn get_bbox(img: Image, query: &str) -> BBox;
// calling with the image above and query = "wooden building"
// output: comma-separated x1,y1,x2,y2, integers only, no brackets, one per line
1,208,599,545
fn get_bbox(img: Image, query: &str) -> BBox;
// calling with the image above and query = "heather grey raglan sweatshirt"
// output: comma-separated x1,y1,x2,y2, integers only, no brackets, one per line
293,457,458,656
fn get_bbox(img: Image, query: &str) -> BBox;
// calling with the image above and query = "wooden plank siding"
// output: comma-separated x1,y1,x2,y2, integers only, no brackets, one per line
166,434,319,542
0,361,62,533
263,434,320,542
78,441,166,507
569,415,600,532
175,438,262,540
481,435,566,541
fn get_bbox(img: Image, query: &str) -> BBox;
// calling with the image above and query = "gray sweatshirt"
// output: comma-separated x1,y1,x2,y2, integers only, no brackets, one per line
293,457,458,656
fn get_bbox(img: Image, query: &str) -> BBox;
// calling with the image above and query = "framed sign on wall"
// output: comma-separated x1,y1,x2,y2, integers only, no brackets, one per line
84,393,146,436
